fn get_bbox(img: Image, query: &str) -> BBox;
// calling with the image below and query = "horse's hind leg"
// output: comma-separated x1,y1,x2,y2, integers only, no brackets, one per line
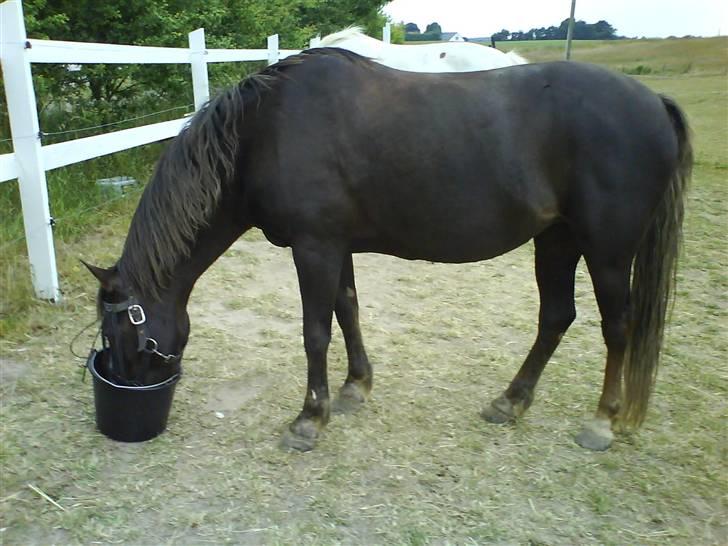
332,253,372,414
482,223,581,424
574,257,631,451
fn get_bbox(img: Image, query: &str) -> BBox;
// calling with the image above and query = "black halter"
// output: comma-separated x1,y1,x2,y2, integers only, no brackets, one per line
101,296,183,381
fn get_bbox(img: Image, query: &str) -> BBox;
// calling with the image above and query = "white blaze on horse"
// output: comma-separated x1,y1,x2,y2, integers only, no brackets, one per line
316,27,527,72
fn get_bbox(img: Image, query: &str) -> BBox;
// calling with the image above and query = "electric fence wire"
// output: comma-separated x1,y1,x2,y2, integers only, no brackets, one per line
39,104,193,138
0,103,193,145
1,103,195,251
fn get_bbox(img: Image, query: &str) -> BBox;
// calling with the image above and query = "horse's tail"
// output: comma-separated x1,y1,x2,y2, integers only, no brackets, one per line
622,95,693,427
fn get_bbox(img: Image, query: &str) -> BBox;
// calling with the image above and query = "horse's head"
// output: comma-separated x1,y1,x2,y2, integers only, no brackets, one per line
83,262,188,386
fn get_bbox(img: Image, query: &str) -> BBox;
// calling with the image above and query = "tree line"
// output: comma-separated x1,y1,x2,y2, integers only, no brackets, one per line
405,19,619,42
492,19,619,41
404,22,442,41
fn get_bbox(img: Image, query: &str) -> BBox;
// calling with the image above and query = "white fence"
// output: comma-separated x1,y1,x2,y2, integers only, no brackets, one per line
1,1,390,300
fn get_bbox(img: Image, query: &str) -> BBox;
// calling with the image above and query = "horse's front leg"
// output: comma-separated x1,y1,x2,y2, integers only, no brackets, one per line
281,239,345,452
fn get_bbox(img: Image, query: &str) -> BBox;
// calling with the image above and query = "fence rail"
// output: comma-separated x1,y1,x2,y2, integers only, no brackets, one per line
0,0,316,300
25,39,193,64
0,152,19,180
41,118,190,172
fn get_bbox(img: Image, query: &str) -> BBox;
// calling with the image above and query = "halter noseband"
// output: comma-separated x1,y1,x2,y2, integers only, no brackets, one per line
102,297,183,366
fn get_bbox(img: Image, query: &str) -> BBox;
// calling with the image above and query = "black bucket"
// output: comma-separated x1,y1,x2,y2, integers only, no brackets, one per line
87,349,181,442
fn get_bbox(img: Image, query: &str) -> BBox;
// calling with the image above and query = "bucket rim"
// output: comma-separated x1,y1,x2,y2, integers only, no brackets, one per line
87,349,181,391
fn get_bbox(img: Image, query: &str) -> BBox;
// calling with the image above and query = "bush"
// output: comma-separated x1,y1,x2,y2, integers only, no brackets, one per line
622,64,653,75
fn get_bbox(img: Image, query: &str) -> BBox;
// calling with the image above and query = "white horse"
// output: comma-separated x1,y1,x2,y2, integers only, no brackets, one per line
317,27,527,72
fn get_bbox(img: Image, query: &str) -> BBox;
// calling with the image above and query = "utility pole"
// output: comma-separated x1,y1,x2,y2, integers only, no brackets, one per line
565,0,576,59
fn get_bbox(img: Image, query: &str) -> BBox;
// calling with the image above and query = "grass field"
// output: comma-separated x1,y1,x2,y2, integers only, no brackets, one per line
507,36,728,75
1,37,726,544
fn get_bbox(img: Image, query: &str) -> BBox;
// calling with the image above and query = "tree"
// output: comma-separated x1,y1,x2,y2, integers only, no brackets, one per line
404,22,420,33
558,18,618,40
592,20,618,39
292,0,389,38
425,22,442,35
23,0,243,127
573,20,590,39
491,29,510,41
543,25,562,39
558,18,571,39
390,23,407,44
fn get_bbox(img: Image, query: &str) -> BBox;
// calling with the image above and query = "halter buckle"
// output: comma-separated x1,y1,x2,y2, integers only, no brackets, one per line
128,304,146,325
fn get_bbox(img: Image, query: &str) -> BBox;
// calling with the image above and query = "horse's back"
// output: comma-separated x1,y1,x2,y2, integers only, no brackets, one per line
247,53,679,261
266,54,676,191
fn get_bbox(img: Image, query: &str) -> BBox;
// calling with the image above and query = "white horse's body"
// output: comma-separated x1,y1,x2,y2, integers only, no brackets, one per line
318,27,527,73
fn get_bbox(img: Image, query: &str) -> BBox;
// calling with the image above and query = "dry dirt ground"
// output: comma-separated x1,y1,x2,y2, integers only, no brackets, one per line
2,227,724,545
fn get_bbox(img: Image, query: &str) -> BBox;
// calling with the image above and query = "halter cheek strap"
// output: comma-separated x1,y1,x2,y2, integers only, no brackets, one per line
103,301,131,380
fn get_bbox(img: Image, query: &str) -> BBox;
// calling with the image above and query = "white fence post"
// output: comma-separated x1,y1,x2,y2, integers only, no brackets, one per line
0,7,297,301
189,28,210,111
0,0,60,301
267,34,279,65
309,35,321,48
383,22,392,44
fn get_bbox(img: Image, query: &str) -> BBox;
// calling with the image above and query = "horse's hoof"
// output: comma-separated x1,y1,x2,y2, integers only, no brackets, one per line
280,430,317,452
575,420,614,451
332,382,368,414
279,419,320,452
481,394,515,424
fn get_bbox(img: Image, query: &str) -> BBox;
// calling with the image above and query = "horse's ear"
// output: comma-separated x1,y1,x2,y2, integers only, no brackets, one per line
81,260,115,291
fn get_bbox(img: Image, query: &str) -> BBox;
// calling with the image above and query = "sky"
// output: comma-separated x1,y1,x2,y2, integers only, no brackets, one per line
383,0,728,39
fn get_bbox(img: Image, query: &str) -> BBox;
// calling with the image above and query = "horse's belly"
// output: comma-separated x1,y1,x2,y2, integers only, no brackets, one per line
349,185,558,262
352,238,529,263
352,214,548,263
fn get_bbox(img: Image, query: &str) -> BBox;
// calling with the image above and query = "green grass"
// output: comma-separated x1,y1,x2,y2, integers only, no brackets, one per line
506,36,728,76
1,37,727,545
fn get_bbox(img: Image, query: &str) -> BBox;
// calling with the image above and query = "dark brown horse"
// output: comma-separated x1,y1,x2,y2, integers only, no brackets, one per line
85,49,691,451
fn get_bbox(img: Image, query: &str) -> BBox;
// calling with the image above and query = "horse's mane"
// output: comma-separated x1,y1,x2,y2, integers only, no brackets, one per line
319,26,371,46
118,48,366,300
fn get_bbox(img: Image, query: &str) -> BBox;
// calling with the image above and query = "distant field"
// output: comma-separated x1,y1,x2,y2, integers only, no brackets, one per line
1,37,726,545
504,36,728,75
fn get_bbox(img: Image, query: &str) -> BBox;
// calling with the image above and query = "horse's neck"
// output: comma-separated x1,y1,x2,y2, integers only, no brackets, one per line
172,207,250,302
